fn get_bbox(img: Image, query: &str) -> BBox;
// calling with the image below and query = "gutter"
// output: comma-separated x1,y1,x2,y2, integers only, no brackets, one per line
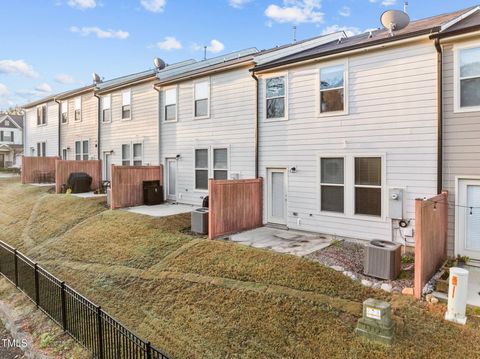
153,84,162,169
250,71,259,179
53,99,62,157
95,75,156,95
93,93,101,161
434,38,443,195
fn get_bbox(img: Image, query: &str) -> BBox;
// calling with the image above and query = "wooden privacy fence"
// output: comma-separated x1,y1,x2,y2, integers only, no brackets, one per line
21,156,59,184
208,178,263,239
414,191,448,299
55,160,102,194
110,165,163,209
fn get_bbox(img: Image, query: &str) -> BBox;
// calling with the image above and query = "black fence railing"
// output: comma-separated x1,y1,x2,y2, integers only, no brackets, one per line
0,241,171,359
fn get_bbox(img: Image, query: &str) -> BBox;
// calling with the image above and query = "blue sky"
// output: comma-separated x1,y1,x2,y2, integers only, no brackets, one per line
0,0,478,109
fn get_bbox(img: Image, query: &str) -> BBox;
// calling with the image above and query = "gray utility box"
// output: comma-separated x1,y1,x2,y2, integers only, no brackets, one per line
191,208,209,234
364,240,401,280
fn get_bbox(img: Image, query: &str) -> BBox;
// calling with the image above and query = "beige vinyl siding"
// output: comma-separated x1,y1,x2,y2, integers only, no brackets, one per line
60,91,98,160
160,67,256,206
24,101,59,157
258,41,439,242
99,80,159,167
442,40,480,256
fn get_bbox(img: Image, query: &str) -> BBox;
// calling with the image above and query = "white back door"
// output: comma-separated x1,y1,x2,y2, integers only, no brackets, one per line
166,158,177,201
267,168,287,225
457,179,480,261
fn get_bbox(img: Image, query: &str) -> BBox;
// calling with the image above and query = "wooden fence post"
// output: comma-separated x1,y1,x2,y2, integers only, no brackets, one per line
414,198,423,299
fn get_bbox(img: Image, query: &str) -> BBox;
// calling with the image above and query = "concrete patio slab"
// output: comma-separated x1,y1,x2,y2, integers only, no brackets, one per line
71,192,107,199
125,202,196,217
0,173,19,178
29,183,55,187
230,227,336,256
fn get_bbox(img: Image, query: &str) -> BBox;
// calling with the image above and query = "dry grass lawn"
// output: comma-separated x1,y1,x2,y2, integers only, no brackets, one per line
0,177,479,359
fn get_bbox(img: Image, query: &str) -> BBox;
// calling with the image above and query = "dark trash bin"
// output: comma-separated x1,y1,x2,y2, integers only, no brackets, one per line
143,180,163,205
67,172,92,193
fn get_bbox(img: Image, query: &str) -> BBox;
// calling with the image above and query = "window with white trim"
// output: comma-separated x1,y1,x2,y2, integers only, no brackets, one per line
458,46,480,109
37,142,46,157
320,157,344,213
122,90,131,119
320,64,345,114
61,101,68,124
101,95,111,123
4,120,9,126
213,148,228,180
37,105,47,125
195,149,209,190
164,88,177,121
121,143,142,166
266,76,286,119
74,97,82,121
194,80,209,118
75,140,89,161
133,143,142,166
354,157,382,217
62,148,68,160
122,144,130,166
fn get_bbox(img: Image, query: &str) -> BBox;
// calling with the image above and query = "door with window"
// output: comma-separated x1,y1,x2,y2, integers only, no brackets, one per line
103,153,111,181
457,179,480,261
267,168,287,225
166,158,177,201
0,154,4,168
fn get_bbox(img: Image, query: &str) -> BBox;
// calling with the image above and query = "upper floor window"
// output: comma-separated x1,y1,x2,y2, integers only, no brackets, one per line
122,90,131,120
101,95,111,123
266,76,286,119
61,101,68,124
4,120,9,126
0,131,13,142
194,80,209,118
164,87,177,121
74,97,82,121
457,46,480,111
320,63,346,114
75,140,89,161
37,105,47,125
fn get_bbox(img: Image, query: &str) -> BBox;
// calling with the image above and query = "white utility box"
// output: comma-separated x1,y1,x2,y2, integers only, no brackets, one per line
445,267,469,325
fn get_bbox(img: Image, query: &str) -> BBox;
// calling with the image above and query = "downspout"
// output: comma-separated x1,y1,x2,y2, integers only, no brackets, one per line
94,93,101,161
435,38,443,194
251,71,259,178
54,99,61,157
153,84,161,167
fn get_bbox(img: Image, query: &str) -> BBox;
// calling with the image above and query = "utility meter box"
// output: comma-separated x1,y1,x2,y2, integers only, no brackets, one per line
388,188,404,219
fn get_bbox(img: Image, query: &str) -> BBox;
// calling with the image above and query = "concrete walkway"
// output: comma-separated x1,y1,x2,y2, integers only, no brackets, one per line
71,192,106,199
125,202,196,217
230,227,336,256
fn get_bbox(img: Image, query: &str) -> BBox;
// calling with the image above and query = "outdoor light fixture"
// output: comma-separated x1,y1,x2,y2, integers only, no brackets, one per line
176,154,181,159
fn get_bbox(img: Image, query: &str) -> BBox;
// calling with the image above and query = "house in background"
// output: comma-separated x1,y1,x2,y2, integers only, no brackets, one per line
56,85,97,162
251,7,476,244
0,114,23,168
431,7,480,263
23,96,59,157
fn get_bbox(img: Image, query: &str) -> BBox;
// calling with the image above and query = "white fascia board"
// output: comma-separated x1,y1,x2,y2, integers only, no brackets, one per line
441,6,480,32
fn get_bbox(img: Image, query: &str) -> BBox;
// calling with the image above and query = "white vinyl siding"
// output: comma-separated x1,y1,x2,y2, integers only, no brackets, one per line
194,80,210,118
25,102,59,157
259,42,438,242
101,95,112,123
122,90,131,120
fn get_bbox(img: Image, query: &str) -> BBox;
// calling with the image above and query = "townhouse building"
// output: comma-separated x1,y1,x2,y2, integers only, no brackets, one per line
0,114,23,168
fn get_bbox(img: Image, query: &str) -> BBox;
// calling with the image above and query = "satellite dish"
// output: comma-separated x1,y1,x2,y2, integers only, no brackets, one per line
92,72,102,84
381,10,410,36
153,57,166,71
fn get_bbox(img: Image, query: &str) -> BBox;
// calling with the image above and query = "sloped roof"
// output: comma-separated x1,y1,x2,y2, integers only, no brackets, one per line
432,6,480,38
254,6,477,72
0,114,24,129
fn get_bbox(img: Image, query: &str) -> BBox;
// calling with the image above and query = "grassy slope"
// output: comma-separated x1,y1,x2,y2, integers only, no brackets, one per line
0,177,479,359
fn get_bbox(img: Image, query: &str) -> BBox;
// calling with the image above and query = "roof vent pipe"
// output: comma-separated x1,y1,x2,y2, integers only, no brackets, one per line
404,1,408,14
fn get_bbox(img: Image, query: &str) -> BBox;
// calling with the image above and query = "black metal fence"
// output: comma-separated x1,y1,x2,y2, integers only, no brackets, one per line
0,241,171,359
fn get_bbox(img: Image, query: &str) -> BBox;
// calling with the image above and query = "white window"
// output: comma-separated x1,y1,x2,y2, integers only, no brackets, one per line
456,45,480,111
266,76,286,119
195,149,209,190
4,120,9,126
164,87,177,121
319,63,346,114
1,131,13,142
75,140,89,161
354,157,382,217
37,142,46,157
213,148,228,180
37,105,47,125
74,97,82,121
101,95,111,123
61,101,68,124
122,90,131,120
62,148,68,160
121,143,142,166
320,157,344,213
194,80,209,118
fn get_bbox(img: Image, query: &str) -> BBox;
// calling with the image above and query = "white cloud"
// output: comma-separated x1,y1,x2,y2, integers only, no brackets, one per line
265,0,324,24
154,36,182,50
191,39,225,54
35,83,53,94
0,83,9,97
67,0,96,9
0,59,39,78
339,6,350,17
381,0,396,5
229,0,252,8
54,74,76,85
140,0,166,12
70,26,130,39
321,25,362,37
